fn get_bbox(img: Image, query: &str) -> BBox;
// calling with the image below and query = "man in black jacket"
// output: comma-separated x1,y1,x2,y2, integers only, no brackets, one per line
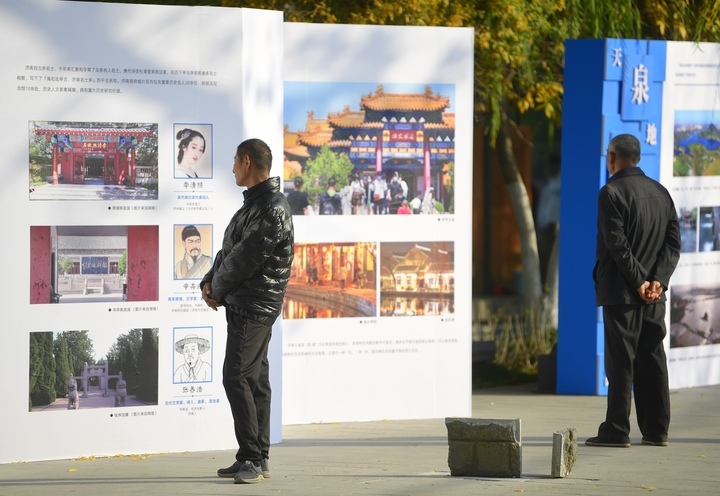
201,138,294,483
586,134,681,448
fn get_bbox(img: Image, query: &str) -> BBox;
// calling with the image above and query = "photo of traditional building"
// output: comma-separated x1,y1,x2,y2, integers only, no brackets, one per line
380,241,454,317
284,83,455,215
30,225,159,304
285,242,377,319
29,121,158,200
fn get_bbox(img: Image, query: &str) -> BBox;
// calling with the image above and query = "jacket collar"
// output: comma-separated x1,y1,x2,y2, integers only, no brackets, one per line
243,176,280,203
608,166,645,183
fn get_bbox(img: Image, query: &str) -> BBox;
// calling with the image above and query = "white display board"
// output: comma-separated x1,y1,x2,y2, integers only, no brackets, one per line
661,42,720,389
0,0,284,463
282,23,474,424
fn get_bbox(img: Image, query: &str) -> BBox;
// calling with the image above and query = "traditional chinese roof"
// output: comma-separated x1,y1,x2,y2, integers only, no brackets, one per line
361,85,451,112
425,261,455,273
393,263,426,274
328,107,366,128
34,125,155,137
425,113,455,129
296,111,334,148
284,127,310,159
328,140,351,148
58,236,126,251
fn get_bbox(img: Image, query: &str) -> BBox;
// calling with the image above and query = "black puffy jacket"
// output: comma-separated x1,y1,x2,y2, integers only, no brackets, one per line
201,176,294,321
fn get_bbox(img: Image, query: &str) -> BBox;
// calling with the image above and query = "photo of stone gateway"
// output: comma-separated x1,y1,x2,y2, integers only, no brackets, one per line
284,83,455,215
29,329,159,412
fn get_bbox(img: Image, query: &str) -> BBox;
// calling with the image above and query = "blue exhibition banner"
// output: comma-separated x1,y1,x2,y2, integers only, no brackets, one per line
559,39,720,395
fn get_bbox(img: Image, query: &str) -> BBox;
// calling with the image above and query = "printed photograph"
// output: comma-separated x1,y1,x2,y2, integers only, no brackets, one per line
673,110,720,177
29,120,158,200
670,283,720,348
284,82,455,216
677,207,697,253
30,225,159,304
173,327,213,384
174,224,213,280
284,242,377,319
173,124,212,179
29,328,159,412
698,206,720,252
379,241,454,317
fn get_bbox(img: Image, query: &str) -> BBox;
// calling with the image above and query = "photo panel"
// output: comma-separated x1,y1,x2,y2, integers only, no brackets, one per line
29,328,159,412
670,283,720,348
284,241,378,319
673,110,720,177
283,82,455,216
698,206,720,252
173,224,213,280
173,124,213,179
379,241,455,317
677,207,698,253
30,225,159,304
29,121,158,200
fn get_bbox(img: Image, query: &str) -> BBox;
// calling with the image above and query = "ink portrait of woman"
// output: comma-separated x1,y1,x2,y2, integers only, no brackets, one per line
174,124,212,179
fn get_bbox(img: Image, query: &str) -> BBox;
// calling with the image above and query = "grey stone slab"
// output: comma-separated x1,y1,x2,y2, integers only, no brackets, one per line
551,427,577,478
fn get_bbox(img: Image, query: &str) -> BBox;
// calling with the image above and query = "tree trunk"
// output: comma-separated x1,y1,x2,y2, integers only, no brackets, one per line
545,223,559,329
495,109,542,304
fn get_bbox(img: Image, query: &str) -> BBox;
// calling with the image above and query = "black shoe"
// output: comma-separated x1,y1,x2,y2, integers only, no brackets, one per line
584,435,631,448
260,458,271,478
642,438,668,446
217,461,241,478
234,460,264,484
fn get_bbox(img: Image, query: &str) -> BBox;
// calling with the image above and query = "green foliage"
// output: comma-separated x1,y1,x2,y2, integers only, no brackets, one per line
29,332,56,408
136,328,159,403
106,328,157,395
58,256,74,276
61,331,95,375
118,250,128,276
301,145,354,206
54,334,73,397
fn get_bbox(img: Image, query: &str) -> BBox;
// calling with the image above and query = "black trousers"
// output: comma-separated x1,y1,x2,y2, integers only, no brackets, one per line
223,309,272,463
600,303,670,442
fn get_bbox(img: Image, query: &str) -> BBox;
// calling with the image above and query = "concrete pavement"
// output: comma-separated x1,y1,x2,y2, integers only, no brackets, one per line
2,383,719,495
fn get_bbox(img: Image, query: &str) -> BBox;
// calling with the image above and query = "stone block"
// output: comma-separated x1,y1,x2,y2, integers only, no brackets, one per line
445,418,522,478
551,427,577,478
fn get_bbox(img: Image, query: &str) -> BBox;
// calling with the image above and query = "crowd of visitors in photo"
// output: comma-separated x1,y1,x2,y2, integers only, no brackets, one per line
287,171,440,216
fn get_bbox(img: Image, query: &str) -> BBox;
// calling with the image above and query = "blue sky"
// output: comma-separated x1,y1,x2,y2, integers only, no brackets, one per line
284,82,455,132
675,109,720,127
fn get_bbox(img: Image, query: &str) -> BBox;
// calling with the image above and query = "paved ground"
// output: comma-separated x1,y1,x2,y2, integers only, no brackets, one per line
2,383,719,495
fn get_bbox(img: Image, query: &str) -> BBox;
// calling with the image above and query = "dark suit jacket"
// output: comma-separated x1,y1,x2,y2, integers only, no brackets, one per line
593,167,681,306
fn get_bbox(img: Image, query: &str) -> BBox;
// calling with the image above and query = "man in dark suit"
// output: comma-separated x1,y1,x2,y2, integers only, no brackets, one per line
586,134,681,448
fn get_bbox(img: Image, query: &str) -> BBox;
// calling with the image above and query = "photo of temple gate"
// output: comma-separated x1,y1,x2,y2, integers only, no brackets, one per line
29,121,158,200
380,241,454,317
284,83,455,215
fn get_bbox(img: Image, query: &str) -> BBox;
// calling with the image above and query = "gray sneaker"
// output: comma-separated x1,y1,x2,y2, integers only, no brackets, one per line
260,458,271,478
234,460,264,484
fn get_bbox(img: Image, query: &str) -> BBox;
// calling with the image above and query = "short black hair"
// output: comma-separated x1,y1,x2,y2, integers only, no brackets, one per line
294,176,304,188
327,177,336,187
236,138,272,174
609,134,641,164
